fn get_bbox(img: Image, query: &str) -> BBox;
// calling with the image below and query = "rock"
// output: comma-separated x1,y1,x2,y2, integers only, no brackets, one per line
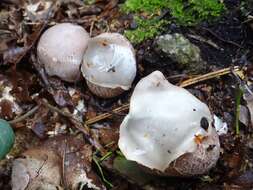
156,33,206,73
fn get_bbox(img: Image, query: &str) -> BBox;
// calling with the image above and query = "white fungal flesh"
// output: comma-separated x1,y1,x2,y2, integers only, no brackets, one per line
81,33,136,90
213,115,228,135
37,23,90,82
119,71,214,172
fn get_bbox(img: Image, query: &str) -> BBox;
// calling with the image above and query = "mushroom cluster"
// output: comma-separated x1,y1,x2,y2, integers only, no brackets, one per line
37,23,136,98
118,71,220,176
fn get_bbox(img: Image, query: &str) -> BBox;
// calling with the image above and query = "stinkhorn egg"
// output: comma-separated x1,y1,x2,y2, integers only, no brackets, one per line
0,119,15,160
81,33,136,98
37,23,90,82
118,71,220,176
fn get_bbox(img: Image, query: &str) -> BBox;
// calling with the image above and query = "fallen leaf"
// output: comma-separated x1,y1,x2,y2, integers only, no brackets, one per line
243,84,253,128
239,105,249,126
233,170,253,188
11,135,106,190
11,148,62,190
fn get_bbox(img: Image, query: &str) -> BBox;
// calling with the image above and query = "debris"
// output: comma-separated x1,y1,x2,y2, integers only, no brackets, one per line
11,136,106,190
214,115,228,135
25,0,53,22
243,84,253,128
0,81,22,120
239,105,250,127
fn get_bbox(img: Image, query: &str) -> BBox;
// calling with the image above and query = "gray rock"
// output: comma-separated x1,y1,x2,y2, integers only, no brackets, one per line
156,33,206,72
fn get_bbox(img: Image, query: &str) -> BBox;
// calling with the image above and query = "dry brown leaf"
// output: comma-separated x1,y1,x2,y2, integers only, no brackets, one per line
11,136,106,190
243,84,253,128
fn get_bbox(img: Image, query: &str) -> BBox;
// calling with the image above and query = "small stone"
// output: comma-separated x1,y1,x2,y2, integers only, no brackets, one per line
156,33,206,73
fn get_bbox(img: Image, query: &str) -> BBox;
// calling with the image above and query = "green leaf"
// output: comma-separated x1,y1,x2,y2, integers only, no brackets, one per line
113,156,153,186
0,119,15,160
93,155,114,188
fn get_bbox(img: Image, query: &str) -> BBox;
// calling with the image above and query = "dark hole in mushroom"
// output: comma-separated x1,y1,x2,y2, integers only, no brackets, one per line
156,82,160,87
200,117,209,131
207,145,216,151
101,41,107,46
107,66,116,72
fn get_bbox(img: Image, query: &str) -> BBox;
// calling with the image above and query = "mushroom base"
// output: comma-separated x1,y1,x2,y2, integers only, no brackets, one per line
140,127,220,177
86,80,125,98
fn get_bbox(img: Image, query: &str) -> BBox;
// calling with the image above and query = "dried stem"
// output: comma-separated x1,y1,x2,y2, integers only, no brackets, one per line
179,66,240,87
85,66,242,125
85,103,130,125
8,105,40,124
41,99,106,155
201,27,242,48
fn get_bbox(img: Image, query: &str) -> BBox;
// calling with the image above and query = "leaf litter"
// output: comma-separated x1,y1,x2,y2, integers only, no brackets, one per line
0,0,253,189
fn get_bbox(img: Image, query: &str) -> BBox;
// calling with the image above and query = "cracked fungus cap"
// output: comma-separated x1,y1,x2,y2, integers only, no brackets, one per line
118,71,220,176
81,33,136,98
37,23,90,82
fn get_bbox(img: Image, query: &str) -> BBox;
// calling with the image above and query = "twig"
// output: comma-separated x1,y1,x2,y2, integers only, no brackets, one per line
85,103,130,125
41,99,106,155
242,15,253,24
90,20,95,37
179,66,241,87
31,54,53,91
201,27,242,48
8,105,39,124
235,87,243,135
187,34,224,51
62,139,68,188
85,66,242,125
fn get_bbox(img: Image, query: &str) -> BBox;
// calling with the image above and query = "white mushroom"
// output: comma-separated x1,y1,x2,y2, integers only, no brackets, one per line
81,33,136,98
118,71,220,176
37,23,90,82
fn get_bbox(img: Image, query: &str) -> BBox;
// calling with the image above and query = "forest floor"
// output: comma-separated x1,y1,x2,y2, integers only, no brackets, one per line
0,0,253,189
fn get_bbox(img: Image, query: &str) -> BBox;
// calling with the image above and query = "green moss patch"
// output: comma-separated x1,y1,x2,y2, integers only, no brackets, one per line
125,17,169,44
122,0,225,43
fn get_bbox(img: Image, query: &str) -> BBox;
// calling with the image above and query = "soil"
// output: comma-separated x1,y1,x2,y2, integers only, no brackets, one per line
0,0,253,190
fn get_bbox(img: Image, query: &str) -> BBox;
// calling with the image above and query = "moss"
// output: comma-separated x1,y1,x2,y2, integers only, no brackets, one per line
122,0,170,13
122,0,225,43
124,17,168,44
168,0,225,26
